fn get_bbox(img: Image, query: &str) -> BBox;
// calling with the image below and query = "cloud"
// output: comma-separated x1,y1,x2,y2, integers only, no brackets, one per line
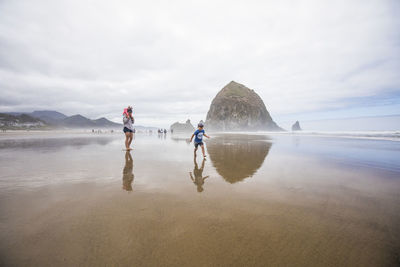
0,0,399,127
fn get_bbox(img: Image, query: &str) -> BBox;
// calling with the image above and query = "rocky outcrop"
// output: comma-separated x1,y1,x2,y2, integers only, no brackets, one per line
291,121,301,131
170,119,195,133
205,81,282,131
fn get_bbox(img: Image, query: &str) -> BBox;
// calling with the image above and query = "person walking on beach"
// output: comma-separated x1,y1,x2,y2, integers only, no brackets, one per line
123,106,135,150
190,122,210,158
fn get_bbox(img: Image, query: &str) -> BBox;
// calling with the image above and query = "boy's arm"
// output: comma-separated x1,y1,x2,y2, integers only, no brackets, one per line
189,134,195,142
204,133,210,138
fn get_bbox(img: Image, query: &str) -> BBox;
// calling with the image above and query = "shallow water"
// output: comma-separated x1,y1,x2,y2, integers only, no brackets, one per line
0,132,399,266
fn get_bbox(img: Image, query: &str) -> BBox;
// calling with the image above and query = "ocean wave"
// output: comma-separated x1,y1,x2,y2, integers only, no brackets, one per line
269,131,400,141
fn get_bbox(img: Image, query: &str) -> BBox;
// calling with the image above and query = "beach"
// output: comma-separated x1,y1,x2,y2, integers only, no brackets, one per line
0,131,399,266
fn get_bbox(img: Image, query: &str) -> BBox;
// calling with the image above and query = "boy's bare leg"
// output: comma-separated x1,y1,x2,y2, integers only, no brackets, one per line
201,145,206,158
194,146,198,157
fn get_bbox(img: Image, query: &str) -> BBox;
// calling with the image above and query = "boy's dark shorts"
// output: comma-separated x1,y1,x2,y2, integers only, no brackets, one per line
123,127,133,133
194,142,204,148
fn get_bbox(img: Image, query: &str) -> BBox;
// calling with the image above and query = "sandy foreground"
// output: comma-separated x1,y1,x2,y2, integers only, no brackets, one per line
0,132,399,266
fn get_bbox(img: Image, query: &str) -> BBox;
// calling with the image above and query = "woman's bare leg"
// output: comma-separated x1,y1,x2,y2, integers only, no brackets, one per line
128,133,133,148
125,132,130,150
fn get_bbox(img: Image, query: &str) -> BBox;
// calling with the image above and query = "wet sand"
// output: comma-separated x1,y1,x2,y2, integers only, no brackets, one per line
0,132,399,266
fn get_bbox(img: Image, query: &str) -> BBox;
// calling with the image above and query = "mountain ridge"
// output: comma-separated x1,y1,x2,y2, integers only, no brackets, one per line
2,110,121,129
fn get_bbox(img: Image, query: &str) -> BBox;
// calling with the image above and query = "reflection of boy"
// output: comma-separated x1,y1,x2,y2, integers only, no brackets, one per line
189,158,209,193
190,122,210,158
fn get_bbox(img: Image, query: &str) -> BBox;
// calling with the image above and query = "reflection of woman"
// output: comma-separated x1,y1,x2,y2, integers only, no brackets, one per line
122,151,134,192
189,157,209,193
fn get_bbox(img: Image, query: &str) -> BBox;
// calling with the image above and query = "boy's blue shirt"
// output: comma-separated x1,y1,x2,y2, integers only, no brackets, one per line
194,129,205,143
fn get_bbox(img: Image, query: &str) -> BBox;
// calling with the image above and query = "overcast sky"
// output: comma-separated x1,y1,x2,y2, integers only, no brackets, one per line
0,0,399,128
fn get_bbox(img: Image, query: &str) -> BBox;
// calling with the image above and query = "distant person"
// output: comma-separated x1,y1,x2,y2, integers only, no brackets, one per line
190,122,210,158
122,151,134,192
123,106,135,150
189,157,209,193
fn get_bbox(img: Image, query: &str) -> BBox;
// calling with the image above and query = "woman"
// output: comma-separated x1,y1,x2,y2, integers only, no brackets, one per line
123,106,135,150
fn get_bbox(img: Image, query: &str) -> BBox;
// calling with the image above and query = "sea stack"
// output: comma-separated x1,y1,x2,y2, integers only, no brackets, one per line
170,119,195,133
291,121,302,131
205,81,282,131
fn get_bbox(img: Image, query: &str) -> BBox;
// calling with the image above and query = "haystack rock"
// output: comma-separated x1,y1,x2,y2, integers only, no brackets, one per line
206,81,282,131
170,119,195,133
291,121,301,131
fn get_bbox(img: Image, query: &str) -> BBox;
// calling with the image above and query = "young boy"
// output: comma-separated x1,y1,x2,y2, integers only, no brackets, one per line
190,122,210,158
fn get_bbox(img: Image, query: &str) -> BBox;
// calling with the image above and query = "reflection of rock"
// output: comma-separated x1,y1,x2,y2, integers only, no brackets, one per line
206,81,282,131
292,121,302,131
171,135,191,145
207,134,272,183
170,119,195,133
